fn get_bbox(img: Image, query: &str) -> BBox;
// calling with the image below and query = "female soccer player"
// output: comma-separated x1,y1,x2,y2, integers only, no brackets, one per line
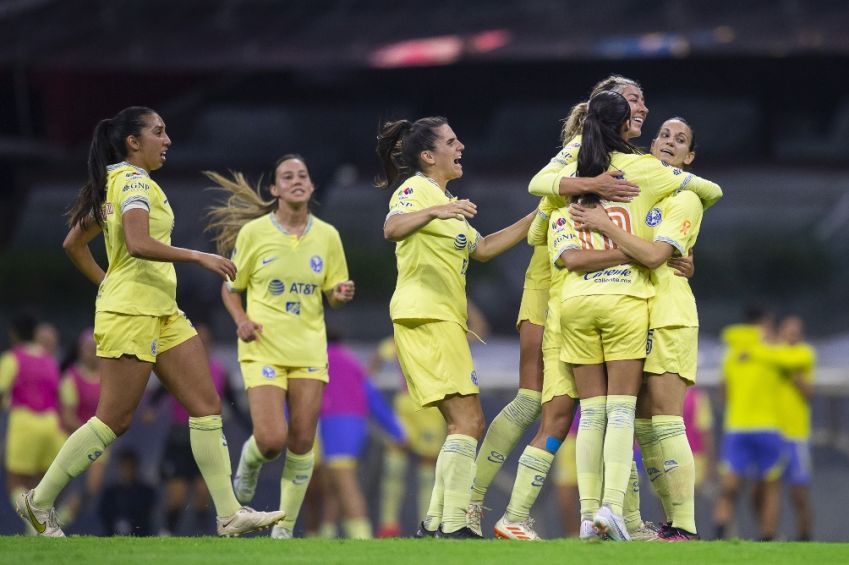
569,116,709,540
376,116,534,538
207,154,354,539
1,313,65,533
551,95,721,540
17,106,285,537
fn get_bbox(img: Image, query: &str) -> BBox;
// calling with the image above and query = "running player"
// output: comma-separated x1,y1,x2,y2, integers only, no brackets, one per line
1,313,65,533
206,154,354,539
376,116,534,538
18,106,285,537
552,92,721,541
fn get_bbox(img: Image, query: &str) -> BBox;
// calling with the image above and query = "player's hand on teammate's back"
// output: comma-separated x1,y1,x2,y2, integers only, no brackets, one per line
433,199,477,220
569,203,613,231
196,252,237,280
591,171,639,202
236,319,263,342
668,250,695,278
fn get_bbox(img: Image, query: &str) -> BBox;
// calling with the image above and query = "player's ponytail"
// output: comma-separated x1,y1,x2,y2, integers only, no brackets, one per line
375,116,448,190
577,91,638,181
205,169,280,257
560,75,642,146
67,106,156,228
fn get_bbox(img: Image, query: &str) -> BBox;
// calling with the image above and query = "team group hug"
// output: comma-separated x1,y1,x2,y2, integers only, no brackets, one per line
8,74,728,541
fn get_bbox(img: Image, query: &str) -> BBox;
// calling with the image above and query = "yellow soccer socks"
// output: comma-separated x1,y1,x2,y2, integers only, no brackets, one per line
622,460,643,531
439,434,478,534
635,417,673,520
654,415,697,533
471,389,541,504
189,415,241,517
576,396,607,520
601,395,637,515
279,449,316,531
505,445,554,522
33,416,116,508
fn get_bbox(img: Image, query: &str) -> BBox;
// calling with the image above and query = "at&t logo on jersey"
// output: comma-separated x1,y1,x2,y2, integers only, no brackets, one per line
454,233,467,250
268,279,285,296
645,208,662,227
262,366,276,379
310,255,324,273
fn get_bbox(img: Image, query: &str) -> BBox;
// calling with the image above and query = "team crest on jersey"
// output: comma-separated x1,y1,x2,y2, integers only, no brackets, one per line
454,234,467,250
645,208,662,227
262,366,276,379
268,279,285,296
310,255,324,273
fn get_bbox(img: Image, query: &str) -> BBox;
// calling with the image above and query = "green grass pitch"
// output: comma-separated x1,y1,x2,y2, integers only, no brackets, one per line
2,537,849,565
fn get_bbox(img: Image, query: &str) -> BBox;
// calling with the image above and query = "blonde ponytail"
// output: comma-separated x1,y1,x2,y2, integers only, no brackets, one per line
205,170,276,256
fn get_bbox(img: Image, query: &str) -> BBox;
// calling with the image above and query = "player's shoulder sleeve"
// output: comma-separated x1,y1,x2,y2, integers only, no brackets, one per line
112,167,156,214
549,207,579,267
387,176,429,218
528,136,581,198
0,351,19,392
320,221,349,291
620,154,692,202
654,191,704,257
228,219,260,292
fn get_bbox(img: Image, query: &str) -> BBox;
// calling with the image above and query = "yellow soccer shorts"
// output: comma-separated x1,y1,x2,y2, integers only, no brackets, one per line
95,310,197,363
552,433,578,487
560,295,649,365
393,319,478,408
542,346,578,403
5,408,66,475
644,326,698,384
240,361,329,390
516,287,548,329
394,391,447,458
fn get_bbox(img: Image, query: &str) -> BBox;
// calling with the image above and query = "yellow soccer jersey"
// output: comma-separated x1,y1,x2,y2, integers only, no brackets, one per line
649,190,704,329
96,162,178,316
523,245,551,290
720,324,782,432
387,174,481,327
229,213,348,368
528,136,582,198
542,211,570,350
552,153,721,301
776,342,816,440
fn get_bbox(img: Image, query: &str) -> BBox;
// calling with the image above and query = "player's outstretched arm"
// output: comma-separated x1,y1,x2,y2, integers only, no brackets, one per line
472,210,535,262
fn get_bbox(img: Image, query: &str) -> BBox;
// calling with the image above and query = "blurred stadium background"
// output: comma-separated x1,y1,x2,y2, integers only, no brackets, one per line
1,0,849,541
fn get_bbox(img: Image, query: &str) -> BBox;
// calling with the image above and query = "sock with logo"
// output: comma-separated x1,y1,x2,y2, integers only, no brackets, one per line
622,460,643,531
471,389,541,504
279,449,316,530
576,396,606,520
504,445,555,522
422,451,446,532
440,434,478,534
417,463,437,523
635,417,672,520
379,447,408,529
654,414,697,533
188,415,241,517
601,395,637,516
33,416,116,508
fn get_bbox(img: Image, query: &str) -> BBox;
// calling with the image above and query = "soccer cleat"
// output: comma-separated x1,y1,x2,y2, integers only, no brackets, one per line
216,507,285,537
467,502,484,537
16,490,65,538
593,505,631,541
414,521,438,538
493,515,541,540
435,525,484,539
579,519,601,542
270,524,293,539
233,442,262,504
658,526,700,541
377,523,402,538
628,520,661,541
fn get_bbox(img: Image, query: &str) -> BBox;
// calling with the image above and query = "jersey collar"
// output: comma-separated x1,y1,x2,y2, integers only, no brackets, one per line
106,161,150,177
415,172,454,198
270,211,313,237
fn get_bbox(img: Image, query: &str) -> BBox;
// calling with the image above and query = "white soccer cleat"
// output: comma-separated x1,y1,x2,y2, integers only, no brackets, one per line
579,519,601,542
216,507,285,537
628,520,660,541
16,490,65,538
233,442,262,504
593,505,631,541
493,515,541,540
271,524,293,539
467,502,484,537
